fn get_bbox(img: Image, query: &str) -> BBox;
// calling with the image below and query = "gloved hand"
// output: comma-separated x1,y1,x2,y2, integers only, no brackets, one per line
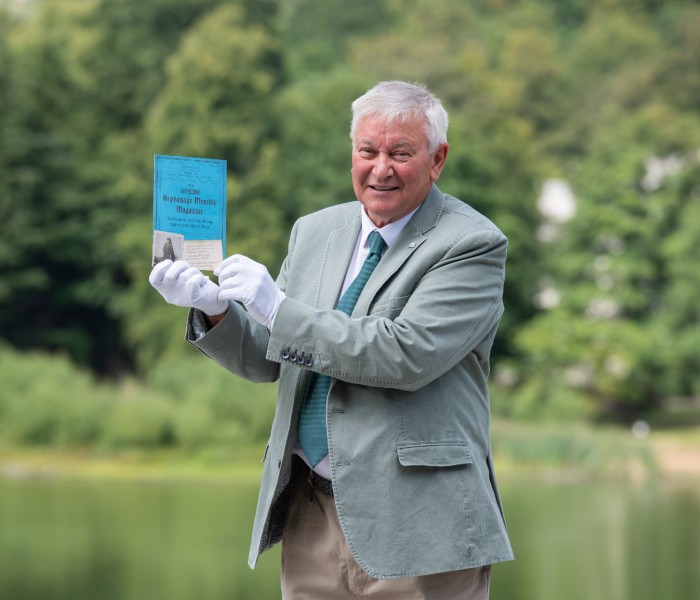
149,260,229,317
216,255,285,329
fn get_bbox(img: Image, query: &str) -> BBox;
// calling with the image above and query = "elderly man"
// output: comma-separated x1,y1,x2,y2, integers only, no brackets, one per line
150,80,513,599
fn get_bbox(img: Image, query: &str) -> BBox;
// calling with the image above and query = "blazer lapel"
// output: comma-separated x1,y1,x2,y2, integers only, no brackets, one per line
316,206,361,309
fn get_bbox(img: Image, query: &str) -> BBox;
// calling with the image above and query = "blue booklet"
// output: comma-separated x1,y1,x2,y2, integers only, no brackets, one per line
152,154,227,271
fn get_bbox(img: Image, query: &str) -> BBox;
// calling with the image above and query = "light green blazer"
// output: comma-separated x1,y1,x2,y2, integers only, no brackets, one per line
187,184,514,579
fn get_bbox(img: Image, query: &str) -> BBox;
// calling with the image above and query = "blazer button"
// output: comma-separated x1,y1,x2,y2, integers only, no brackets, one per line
305,355,313,367
297,352,305,365
277,459,282,469
289,350,297,361
281,348,290,360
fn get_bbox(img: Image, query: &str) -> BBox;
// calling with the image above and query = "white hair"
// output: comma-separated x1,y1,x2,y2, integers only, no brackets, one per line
350,80,449,152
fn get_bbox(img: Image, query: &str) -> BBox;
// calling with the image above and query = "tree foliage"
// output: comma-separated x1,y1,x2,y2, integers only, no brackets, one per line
1,0,699,424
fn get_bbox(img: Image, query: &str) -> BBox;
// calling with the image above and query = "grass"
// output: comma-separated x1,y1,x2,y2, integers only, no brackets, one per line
493,418,700,484
1,420,699,485
0,444,268,485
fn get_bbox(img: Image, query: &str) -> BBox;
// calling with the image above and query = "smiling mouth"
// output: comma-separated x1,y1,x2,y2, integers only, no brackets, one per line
369,185,399,192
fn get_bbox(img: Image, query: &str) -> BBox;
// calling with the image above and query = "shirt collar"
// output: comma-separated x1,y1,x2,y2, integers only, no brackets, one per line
359,205,421,250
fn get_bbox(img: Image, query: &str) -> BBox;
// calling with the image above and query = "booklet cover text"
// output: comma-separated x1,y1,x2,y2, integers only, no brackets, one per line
152,154,227,271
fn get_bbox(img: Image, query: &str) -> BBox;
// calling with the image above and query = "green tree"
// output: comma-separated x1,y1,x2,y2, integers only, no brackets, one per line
119,2,287,370
3,0,700,431
513,104,700,419
277,0,391,77
0,0,222,374
273,71,372,218
657,5,700,113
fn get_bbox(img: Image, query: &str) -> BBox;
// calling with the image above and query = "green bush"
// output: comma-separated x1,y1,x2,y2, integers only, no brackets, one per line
171,399,219,448
0,345,276,451
148,356,277,444
100,392,174,448
0,345,105,445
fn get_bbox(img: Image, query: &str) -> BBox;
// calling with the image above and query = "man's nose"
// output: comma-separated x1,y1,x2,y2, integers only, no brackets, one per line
372,154,394,178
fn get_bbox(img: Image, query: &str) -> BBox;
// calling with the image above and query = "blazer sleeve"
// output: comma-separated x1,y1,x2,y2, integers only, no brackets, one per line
185,303,280,383
266,226,507,392
183,219,304,383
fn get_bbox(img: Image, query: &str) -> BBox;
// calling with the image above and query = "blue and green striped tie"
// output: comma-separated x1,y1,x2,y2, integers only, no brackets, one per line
297,230,387,466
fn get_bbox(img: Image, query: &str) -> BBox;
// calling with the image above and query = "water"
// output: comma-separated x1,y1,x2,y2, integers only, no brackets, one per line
494,481,700,600
0,478,280,600
0,477,698,599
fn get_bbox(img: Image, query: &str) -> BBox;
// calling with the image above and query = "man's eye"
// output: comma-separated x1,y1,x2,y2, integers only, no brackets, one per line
359,148,376,157
393,152,411,160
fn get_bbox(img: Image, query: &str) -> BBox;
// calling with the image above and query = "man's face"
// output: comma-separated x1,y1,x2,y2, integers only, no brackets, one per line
351,115,449,228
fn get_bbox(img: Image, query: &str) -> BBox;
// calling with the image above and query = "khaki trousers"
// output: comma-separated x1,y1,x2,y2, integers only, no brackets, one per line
281,474,491,600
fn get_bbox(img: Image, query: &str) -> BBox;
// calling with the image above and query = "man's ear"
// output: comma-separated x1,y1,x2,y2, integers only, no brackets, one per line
430,144,450,181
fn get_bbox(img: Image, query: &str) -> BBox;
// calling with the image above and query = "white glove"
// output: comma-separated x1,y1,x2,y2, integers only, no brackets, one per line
149,260,228,317
216,255,285,329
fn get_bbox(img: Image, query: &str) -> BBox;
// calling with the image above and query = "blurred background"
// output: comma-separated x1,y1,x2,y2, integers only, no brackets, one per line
1,0,699,598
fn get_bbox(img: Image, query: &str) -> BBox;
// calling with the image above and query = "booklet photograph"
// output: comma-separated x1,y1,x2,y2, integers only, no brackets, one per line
152,154,227,271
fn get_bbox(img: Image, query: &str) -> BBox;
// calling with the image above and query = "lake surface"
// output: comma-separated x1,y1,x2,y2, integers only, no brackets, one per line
1,476,698,599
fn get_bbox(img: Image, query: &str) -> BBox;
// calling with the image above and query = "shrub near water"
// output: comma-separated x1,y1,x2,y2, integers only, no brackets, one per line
148,356,278,446
0,346,276,450
100,388,174,448
0,346,107,445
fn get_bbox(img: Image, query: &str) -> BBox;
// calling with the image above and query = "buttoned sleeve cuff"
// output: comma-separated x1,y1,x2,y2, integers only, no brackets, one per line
266,297,323,369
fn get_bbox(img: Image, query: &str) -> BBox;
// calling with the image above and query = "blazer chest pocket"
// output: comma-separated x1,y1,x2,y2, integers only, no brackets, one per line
368,295,410,319
397,442,473,468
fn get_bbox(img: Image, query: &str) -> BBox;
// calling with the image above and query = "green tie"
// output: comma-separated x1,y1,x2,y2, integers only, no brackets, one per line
298,230,387,466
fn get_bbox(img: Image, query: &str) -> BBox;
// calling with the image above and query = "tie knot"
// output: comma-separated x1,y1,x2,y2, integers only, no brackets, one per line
368,230,386,257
